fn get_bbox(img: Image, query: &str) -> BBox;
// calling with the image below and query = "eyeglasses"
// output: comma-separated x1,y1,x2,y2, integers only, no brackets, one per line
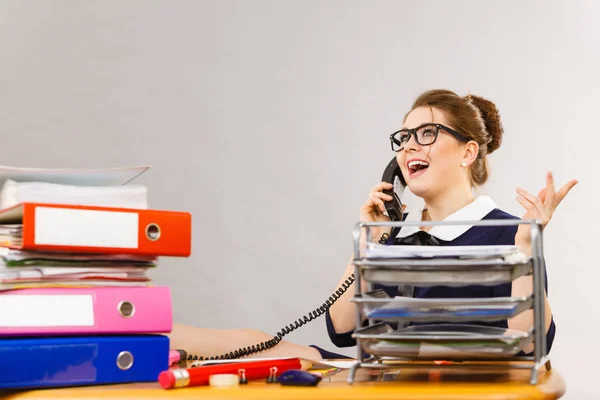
389,123,469,152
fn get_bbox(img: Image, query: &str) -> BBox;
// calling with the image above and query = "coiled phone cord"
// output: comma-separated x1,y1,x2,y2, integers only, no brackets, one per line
185,233,389,363
186,274,356,362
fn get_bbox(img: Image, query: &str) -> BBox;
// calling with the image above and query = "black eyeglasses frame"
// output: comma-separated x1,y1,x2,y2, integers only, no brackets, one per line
389,123,469,152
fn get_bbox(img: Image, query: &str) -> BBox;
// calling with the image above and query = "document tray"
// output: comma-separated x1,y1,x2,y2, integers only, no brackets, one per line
355,257,532,287
352,290,533,323
353,322,533,359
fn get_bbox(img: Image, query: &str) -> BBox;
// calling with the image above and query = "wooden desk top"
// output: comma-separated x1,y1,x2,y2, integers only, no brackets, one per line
1,362,566,400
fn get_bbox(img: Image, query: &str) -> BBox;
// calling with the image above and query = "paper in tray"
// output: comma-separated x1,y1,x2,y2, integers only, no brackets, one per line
363,243,525,260
358,260,531,287
353,323,533,359
353,291,533,322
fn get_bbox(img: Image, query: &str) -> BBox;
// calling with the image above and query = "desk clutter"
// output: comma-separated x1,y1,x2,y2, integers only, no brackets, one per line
161,357,352,388
0,164,191,389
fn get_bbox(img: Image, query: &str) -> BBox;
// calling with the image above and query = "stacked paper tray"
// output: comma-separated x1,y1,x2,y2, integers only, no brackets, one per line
352,290,533,323
353,322,533,359
355,257,532,287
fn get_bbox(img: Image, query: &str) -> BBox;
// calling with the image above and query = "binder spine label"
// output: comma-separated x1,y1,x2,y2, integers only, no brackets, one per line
34,206,139,248
0,294,95,327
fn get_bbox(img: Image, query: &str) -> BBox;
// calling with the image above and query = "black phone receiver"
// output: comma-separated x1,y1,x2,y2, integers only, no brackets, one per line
381,157,406,221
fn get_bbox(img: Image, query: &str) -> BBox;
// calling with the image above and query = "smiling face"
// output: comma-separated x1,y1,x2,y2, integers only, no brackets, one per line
396,106,476,200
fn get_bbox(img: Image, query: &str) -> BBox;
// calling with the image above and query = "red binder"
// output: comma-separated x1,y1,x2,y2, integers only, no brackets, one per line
0,202,191,257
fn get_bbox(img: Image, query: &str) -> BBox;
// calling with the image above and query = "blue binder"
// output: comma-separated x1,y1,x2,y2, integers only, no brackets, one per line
0,335,169,389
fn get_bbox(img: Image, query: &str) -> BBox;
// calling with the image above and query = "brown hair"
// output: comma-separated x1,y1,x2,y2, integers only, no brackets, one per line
404,89,504,186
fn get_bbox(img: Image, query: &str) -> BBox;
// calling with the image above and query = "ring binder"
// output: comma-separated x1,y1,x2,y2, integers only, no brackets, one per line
347,218,551,385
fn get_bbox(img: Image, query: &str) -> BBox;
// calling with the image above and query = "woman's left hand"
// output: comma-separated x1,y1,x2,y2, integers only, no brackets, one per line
514,171,578,247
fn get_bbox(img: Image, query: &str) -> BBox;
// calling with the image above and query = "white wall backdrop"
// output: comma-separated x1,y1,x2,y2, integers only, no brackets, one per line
0,0,597,398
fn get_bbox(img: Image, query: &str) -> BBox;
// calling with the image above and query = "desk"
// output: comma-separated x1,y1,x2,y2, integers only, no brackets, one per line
1,362,566,400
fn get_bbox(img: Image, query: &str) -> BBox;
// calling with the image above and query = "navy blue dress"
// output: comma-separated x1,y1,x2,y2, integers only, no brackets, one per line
311,205,556,359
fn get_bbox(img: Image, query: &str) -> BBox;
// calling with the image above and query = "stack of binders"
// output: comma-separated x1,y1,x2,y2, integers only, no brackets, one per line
0,165,191,389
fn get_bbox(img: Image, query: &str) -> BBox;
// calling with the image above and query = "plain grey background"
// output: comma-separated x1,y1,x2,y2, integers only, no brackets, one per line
0,0,597,398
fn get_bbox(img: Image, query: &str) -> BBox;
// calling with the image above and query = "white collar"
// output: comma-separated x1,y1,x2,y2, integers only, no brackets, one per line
396,195,499,241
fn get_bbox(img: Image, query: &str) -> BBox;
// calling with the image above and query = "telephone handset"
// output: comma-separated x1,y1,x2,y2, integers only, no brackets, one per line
184,159,405,363
381,157,406,222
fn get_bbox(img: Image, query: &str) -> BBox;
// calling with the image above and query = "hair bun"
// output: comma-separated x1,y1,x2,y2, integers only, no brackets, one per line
468,95,503,154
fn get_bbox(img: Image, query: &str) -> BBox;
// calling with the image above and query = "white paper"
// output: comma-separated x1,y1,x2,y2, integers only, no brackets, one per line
364,244,522,259
0,179,148,210
0,247,156,262
0,164,149,188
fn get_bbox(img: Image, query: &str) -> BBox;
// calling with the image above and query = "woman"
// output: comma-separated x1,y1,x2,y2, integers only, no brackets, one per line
325,89,577,356
170,89,576,361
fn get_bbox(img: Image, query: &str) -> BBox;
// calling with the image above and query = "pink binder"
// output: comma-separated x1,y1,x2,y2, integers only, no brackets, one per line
0,286,172,336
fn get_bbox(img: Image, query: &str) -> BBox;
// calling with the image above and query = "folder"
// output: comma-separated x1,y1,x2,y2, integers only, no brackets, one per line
0,202,192,256
0,286,172,336
0,334,169,389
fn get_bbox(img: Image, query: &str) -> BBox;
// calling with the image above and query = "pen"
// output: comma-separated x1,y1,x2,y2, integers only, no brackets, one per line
158,358,311,389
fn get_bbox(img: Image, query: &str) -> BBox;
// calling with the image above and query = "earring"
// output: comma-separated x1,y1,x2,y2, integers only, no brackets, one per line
461,162,467,167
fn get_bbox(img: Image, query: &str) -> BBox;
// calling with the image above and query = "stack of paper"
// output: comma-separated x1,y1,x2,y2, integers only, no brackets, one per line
0,247,154,288
0,179,148,210
0,165,154,291
364,243,524,260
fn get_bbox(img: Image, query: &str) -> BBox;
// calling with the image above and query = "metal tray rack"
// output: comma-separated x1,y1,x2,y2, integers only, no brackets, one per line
347,219,551,385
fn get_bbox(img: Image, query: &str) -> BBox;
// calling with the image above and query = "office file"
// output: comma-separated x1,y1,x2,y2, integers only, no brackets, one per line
0,202,191,256
0,334,169,389
0,286,172,335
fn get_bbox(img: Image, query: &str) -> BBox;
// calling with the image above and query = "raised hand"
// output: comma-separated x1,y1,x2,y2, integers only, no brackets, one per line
514,171,578,247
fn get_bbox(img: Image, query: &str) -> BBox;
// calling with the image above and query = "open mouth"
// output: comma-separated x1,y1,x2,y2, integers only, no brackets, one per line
407,159,430,178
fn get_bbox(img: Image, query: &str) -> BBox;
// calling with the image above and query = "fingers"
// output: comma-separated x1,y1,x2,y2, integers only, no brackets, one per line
555,179,578,206
373,182,394,192
361,181,395,218
516,187,550,222
516,187,544,211
522,173,578,212
537,187,547,204
368,182,394,212
370,191,395,213
372,198,386,213
372,191,393,202
516,195,537,214
545,172,556,206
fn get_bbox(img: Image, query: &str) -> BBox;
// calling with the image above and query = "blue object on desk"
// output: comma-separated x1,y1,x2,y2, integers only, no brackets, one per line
0,335,169,389
278,370,322,386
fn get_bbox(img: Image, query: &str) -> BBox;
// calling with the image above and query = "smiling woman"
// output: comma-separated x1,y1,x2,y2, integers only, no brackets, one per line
326,89,578,357
167,89,577,363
